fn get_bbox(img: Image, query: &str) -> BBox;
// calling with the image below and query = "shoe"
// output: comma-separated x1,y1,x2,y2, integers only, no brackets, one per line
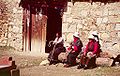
84,65,89,70
64,64,70,68
49,61,53,65
77,65,84,69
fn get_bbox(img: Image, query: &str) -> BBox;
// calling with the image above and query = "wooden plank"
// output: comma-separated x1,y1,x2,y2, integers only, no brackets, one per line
23,9,31,52
22,9,27,52
11,69,20,76
35,13,42,53
31,9,41,53
26,10,31,51
41,15,47,53
31,11,37,53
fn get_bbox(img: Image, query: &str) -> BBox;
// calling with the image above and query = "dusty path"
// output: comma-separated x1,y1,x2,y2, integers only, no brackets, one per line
0,46,120,76
20,65,120,76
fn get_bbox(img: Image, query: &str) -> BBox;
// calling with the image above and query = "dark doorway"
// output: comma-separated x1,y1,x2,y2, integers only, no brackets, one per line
45,7,62,53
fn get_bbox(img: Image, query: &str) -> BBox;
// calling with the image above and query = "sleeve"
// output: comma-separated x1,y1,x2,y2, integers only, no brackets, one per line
75,40,83,47
56,37,64,44
83,44,89,55
53,38,57,44
92,42,99,54
74,45,78,51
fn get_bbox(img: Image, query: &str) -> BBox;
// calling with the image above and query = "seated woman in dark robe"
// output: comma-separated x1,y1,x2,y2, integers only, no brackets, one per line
64,32,83,67
48,32,64,65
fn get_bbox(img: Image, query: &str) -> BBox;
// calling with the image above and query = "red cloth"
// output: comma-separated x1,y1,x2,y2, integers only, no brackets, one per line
67,37,81,53
73,37,78,52
84,40,99,56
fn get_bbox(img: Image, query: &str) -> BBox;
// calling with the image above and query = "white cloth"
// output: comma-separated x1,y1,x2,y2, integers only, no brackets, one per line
53,37,64,44
94,37,99,42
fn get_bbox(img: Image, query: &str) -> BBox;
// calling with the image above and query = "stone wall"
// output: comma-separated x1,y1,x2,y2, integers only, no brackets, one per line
62,2,120,54
0,0,23,51
0,1,120,53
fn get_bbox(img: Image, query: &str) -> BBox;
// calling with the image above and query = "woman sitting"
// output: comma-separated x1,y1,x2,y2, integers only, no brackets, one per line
64,32,83,67
48,32,65,65
77,34,100,69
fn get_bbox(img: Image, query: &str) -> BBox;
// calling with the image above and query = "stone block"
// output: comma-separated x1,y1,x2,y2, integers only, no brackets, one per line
98,24,106,30
66,33,74,42
58,52,67,62
94,10,103,17
109,10,115,15
96,58,114,66
80,10,88,17
66,17,72,23
62,15,67,22
68,2,73,7
110,31,118,37
80,31,89,41
96,18,102,24
12,26,19,33
89,25,98,30
62,23,68,33
118,32,120,37
67,22,77,32
112,43,120,52
102,17,108,23
103,8,109,16
40,59,50,66
115,24,120,30
77,23,83,29
106,25,111,31
101,32,110,39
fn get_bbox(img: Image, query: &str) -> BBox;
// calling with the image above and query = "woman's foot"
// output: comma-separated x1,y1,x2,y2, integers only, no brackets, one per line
77,64,84,69
84,65,89,70
64,64,70,67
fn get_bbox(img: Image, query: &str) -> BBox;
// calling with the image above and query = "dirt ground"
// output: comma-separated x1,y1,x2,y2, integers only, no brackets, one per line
0,46,120,76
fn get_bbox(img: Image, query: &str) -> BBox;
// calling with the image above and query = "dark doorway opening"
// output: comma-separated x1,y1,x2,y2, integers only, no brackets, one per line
45,7,62,53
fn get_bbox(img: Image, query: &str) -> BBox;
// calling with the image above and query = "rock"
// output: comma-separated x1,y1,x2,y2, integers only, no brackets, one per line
118,32,120,37
100,51,113,58
96,57,114,66
102,17,108,23
115,24,120,31
96,18,102,24
66,33,74,42
101,32,110,39
40,59,50,66
58,52,68,62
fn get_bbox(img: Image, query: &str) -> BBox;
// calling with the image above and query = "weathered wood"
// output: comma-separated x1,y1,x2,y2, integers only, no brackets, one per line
11,69,20,76
41,15,47,53
0,57,18,76
31,11,47,53
23,9,27,51
23,9,31,52
26,10,31,51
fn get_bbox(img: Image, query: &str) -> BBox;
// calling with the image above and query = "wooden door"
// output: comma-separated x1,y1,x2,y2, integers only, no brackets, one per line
23,8,47,53
31,11,47,53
